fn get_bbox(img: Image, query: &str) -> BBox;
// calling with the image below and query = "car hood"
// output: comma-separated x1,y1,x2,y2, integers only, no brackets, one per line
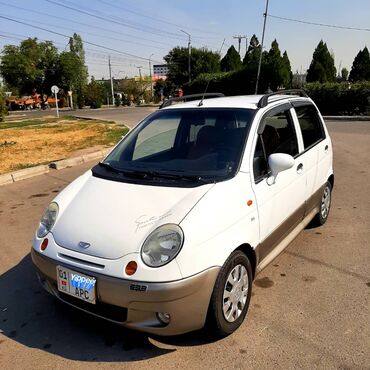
52,173,213,259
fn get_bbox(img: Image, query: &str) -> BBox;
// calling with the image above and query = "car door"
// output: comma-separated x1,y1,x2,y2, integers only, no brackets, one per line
291,102,330,214
251,104,306,264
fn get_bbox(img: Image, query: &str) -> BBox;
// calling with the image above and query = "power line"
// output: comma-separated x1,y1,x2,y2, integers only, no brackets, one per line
98,0,224,39
268,14,370,32
0,1,175,49
46,0,186,41
0,13,168,52
0,15,163,63
45,0,222,49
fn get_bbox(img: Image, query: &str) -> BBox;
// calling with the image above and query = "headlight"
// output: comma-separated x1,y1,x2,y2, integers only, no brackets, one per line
141,224,184,267
37,202,59,238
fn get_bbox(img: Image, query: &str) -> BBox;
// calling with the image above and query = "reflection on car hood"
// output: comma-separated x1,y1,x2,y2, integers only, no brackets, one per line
52,172,213,259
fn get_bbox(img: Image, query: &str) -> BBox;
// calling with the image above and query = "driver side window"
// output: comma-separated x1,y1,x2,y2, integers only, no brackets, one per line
253,108,298,181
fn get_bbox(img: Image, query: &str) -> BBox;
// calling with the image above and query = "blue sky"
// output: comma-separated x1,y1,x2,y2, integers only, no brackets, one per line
0,0,369,79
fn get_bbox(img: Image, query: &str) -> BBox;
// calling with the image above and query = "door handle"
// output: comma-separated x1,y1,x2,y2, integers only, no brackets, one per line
296,163,304,174
324,145,329,152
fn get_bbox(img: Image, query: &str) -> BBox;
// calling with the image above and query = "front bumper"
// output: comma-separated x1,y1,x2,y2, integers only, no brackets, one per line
31,248,220,336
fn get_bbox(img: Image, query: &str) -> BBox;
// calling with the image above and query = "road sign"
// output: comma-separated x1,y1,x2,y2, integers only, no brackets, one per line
51,85,59,94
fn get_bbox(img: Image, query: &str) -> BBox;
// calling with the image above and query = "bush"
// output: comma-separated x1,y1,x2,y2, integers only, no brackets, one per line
186,71,370,116
115,95,121,107
304,82,370,115
84,79,105,109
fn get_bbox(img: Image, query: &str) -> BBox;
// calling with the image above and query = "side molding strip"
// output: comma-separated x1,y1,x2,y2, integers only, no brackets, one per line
256,206,319,273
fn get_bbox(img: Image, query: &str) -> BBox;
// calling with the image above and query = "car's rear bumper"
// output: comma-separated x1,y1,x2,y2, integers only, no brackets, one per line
31,248,219,335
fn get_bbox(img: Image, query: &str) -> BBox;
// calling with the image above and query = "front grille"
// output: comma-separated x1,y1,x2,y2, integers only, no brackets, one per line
57,253,105,269
58,291,128,323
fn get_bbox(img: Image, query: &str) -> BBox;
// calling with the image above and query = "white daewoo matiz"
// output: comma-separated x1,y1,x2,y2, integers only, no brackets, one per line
32,90,334,336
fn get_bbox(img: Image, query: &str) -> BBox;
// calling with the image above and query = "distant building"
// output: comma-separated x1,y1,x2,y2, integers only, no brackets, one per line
153,64,169,80
292,73,307,88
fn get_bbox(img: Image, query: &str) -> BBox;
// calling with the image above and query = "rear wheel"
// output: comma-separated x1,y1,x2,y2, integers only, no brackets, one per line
207,250,252,337
312,181,332,226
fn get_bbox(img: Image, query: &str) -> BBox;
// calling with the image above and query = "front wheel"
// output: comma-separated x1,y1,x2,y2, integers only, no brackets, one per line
207,250,252,337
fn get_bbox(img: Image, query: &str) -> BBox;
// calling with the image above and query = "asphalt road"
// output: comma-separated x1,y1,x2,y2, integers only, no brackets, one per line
7,106,157,128
0,121,369,370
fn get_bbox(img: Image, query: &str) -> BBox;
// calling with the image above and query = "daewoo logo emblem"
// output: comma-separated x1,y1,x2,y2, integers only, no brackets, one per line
78,241,91,249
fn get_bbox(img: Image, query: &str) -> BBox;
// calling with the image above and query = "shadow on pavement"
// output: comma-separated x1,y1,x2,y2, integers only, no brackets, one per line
0,254,217,362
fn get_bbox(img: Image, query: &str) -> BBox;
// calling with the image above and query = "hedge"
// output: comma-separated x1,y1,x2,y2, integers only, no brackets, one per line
185,71,370,116
304,82,370,115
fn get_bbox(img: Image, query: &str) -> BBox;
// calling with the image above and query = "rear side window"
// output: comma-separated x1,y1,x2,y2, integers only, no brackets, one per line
295,105,325,149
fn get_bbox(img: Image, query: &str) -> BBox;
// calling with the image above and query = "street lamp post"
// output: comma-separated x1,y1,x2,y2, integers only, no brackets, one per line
181,30,191,83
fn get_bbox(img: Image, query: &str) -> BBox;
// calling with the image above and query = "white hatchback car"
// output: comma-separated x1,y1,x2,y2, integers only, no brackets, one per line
32,90,334,336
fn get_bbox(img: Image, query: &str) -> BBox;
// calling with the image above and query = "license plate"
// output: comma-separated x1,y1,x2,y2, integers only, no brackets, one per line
56,266,96,304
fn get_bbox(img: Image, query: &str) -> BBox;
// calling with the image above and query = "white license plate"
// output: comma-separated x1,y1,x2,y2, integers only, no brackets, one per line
56,266,96,304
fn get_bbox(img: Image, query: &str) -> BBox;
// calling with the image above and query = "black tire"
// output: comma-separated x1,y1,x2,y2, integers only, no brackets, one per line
207,250,252,337
311,181,332,226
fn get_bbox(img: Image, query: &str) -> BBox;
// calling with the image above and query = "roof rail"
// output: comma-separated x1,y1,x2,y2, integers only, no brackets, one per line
257,89,309,108
159,93,224,109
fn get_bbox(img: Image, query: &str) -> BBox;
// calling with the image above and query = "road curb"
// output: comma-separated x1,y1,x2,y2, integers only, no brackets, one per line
323,116,370,121
0,148,112,186
50,148,111,170
1,164,50,185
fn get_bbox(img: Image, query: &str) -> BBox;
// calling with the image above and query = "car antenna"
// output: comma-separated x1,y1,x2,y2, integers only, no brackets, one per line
198,79,213,107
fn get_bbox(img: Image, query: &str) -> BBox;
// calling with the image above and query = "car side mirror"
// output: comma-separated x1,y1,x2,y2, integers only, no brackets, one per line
267,153,295,185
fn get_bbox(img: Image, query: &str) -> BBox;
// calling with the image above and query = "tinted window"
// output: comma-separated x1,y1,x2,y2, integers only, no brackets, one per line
295,105,325,148
253,109,298,181
101,108,254,184
262,110,298,157
133,116,179,160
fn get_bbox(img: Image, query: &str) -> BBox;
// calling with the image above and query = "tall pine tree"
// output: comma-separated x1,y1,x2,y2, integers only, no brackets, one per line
349,47,370,82
243,34,261,67
306,40,336,83
220,45,242,72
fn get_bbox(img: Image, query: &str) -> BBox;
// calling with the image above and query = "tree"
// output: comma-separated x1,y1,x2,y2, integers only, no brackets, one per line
164,47,220,86
258,40,292,91
0,38,59,95
67,33,88,108
349,47,370,82
243,34,261,67
84,77,105,108
281,51,293,88
0,85,7,122
220,45,242,72
306,40,336,83
341,67,349,81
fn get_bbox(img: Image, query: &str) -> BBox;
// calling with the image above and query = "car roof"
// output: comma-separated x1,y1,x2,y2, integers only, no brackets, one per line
162,94,312,110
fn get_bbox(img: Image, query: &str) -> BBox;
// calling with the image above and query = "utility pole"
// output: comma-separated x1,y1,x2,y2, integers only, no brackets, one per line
233,35,247,56
108,55,115,105
137,66,143,102
181,30,191,83
255,0,269,94
149,53,154,100
219,38,226,55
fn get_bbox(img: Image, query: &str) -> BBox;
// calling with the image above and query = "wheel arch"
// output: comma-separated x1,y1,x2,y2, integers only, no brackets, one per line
328,174,334,189
235,243,257,280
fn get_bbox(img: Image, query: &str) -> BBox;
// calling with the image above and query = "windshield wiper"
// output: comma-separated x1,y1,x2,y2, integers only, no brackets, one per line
146,171,210,184
98,164,211,183
98,162,120,173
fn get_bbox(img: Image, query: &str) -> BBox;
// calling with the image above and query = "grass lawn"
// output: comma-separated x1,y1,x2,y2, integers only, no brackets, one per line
0,117,128,174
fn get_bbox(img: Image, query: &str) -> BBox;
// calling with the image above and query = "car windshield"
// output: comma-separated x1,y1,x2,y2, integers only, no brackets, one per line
99,108,254,184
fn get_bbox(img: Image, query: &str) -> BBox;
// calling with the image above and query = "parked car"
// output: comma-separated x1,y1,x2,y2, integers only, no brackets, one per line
32,90,334,336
